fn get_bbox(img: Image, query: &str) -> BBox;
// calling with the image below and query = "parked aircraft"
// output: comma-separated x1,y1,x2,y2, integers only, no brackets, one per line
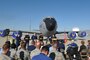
0,17,87,40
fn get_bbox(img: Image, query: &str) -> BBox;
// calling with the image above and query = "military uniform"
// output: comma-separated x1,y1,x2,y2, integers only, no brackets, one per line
30,48,40,59
49,47,65,60
10,49,16,59
0,53,11,60
0,48,3,55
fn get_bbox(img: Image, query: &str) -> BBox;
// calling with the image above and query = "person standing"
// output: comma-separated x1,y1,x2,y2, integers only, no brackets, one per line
0,43,11,60
16,41,29,60
30,40,41,59
24,35,30,50
10,39,17,60
79,40,87,60
32,46,52,60
39,33,43,42
79,40,87,52
87,40,90,51
87,40,90,60
49,38,65,60
31,33,37,41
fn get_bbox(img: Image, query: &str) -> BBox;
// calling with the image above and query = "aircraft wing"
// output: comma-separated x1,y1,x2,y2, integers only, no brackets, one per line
10,30,40,34
55,31,79,34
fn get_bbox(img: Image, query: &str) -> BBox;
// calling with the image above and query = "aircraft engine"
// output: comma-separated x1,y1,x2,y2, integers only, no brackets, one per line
0,30,4,37
78,31,87,37
39,17,57,36
68,32,77,39
4,29,10,36
12,31,22,39
0,29,10,37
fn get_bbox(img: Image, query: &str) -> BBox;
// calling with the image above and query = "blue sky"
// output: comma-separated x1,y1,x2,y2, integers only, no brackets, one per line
0,0,90,31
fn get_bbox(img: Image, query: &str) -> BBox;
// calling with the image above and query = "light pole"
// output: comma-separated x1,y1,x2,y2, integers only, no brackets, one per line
29,18,31,32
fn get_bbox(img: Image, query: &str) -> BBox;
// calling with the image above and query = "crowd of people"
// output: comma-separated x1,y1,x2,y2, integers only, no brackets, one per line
0,33,90,60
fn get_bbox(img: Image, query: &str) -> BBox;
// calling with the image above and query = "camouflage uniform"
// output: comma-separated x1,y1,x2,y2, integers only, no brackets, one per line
10,49,16,59
49,47,65,60
0,53,11,60
30,48,40,59
16,48,29,60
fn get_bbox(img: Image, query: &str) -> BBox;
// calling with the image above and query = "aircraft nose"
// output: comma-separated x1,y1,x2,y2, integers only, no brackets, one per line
44,17,57,31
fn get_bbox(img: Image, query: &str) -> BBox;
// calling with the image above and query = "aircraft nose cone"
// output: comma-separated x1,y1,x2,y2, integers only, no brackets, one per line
44,17,57,31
